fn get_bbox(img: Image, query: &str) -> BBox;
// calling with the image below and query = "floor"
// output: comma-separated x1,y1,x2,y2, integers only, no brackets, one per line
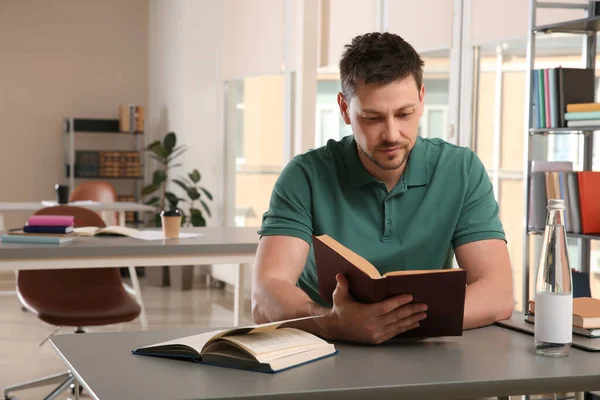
0,270,253,400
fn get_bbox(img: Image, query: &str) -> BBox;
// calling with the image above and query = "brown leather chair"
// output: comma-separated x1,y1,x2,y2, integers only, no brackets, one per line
69,181,117,203
69,181,118,225
3,205,141,400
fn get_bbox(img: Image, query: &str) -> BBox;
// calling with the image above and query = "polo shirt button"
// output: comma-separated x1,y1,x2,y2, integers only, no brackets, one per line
386,219,392,226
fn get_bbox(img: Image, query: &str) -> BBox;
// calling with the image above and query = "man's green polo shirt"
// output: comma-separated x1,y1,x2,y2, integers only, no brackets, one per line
257,135,506,307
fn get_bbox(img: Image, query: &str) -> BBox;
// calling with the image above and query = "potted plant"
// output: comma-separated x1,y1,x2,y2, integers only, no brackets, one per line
142,132,213,289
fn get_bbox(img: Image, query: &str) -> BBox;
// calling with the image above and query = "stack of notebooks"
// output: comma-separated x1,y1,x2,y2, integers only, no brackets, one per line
526,297,600,338
528,161,600,234
1,215,75,244
531,67,595,129
565,103,600,128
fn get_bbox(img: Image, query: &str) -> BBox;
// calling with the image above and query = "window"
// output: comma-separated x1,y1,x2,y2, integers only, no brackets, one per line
224,75,286,228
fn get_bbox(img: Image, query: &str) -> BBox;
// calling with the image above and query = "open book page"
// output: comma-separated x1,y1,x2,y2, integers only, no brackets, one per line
136,330,227,354
221,328,328,357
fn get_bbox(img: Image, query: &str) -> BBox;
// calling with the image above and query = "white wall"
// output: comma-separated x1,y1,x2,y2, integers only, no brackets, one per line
322,0,378,68
0,0,148,231
470,0,586,45
222,0,292,80
147,0,224,226
387,0,453,51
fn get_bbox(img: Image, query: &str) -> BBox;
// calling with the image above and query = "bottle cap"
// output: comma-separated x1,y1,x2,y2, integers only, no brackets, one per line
547,199,565,209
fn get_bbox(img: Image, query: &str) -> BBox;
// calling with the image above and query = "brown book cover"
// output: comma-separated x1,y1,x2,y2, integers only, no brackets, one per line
312,234,467,338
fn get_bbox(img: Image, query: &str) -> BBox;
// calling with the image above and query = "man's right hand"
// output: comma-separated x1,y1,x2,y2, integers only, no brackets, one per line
320,273,428,344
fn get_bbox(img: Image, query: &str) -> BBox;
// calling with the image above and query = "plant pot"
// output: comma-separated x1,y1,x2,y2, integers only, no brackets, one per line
169,265,194,291
146,266,170,287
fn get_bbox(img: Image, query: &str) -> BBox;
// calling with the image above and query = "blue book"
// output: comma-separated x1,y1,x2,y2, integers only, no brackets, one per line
1,234,73,244
23,225,73,234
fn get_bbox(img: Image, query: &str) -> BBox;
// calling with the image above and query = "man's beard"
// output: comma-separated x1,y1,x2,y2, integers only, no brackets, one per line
358,141,410,171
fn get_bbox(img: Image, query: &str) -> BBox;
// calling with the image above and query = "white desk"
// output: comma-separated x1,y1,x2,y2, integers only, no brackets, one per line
0,227,259,328
0,201,155,228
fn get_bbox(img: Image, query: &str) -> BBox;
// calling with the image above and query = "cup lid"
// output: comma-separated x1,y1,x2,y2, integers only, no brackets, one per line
160,209,182,217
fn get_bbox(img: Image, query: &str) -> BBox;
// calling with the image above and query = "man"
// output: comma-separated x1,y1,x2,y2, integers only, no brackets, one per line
251,32,513,344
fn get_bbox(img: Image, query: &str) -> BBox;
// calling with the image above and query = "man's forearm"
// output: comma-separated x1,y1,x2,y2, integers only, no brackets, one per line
251,278,336,339
463,277,513,330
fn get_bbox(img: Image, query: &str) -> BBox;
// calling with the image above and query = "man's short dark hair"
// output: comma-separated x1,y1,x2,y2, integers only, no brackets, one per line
339,32,425,99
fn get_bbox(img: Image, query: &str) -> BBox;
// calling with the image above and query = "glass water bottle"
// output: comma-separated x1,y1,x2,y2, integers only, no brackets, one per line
534,198,573,357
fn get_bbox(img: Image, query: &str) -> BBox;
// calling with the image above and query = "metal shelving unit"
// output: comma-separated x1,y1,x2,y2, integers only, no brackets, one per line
63,117,144,224
522,1,599,309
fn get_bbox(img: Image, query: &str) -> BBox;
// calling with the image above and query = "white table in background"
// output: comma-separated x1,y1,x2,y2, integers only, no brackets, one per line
0,201,155,228
0,227,259,329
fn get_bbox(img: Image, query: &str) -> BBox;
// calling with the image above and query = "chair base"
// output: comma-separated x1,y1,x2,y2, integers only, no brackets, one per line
3,371,76,400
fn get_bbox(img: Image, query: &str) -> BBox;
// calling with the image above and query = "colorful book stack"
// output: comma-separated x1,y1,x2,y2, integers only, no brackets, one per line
1,215,75,244
528,162,600,234
565,103,600,128
531,67,595,129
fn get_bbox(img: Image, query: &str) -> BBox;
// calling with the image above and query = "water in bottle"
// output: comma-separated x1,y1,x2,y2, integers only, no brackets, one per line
534,198,573,357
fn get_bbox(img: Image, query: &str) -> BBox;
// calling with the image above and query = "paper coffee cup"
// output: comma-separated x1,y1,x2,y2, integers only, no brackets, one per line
160,209,182,238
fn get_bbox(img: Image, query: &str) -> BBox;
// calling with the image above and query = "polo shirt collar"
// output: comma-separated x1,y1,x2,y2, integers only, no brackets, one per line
344,135,429,188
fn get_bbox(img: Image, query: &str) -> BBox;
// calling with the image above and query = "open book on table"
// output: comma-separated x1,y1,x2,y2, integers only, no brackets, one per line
73,226,200,240
312,234,467,338
132,316,337,373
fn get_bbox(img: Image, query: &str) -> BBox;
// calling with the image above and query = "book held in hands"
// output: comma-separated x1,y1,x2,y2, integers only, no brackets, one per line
312,234,467,338
132,316,337,373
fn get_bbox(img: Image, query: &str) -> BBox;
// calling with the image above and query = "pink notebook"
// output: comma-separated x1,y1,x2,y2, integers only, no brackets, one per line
26,215,74,227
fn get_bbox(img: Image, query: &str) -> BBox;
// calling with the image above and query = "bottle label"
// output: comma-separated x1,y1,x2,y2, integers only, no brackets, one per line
534,292,573,344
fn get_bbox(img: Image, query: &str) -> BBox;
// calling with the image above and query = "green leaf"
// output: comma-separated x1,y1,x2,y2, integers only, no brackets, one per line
144,196,159,206
152,170,167,186
200,199,211,218
172,179,188,193
200,187,213,201
142,184,159,196
163,132,176,153
145,140,160,151
180,214,188,227
189,169,201,183
187,187,200,201
148,141,169,160
153,214,162,227
167,147,187,163
165,191,184,207
190,208,206,227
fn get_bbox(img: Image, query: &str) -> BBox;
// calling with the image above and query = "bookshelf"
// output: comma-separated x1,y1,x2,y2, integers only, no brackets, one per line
63,116,144,225
522,0,599,309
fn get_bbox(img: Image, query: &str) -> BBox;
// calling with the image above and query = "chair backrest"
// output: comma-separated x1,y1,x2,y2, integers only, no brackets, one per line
17,206,133,323
69,181,117,203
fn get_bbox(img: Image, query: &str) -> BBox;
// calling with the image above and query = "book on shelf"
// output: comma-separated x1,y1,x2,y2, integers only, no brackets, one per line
312,234,467,338
527,162,600,234
567,103,600,113
526,297,600,338
531,67,595,129
132,316,337,373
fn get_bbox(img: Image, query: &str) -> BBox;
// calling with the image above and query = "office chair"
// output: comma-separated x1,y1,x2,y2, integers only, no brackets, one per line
3,205,141,400
69,180,118,225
